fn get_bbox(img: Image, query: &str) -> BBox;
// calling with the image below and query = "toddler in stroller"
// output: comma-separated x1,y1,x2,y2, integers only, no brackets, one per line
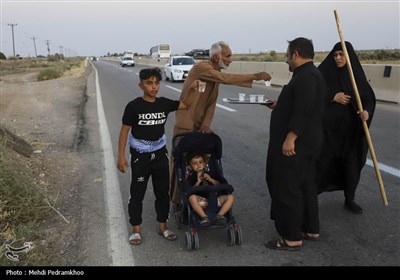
172,132,242,250
186,153,235,227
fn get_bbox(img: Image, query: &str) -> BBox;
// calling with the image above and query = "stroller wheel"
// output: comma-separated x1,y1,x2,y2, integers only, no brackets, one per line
234,224,242,245
193,231,200,250
185,231,192,251
227,226,236,246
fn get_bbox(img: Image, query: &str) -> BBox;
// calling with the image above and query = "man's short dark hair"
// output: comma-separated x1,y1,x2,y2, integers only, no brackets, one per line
287,37,315,59
139,67,162,81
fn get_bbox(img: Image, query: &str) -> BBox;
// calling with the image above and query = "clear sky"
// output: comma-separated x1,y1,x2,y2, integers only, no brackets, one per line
1,0,399,57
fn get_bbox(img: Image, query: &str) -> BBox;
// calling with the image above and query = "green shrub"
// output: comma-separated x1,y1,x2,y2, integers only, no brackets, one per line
0,138,50,265
37,68,62,81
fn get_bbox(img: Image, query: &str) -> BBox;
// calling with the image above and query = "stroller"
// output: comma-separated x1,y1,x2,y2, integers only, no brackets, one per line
172,132,242,251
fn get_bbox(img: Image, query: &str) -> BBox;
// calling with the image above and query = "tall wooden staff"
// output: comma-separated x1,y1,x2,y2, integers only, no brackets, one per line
334,10,388,206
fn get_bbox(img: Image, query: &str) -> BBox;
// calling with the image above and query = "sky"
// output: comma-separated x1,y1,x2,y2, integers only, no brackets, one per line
1,0,399,57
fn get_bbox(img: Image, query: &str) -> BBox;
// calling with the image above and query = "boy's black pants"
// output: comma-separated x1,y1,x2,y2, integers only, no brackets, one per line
128,146,170,226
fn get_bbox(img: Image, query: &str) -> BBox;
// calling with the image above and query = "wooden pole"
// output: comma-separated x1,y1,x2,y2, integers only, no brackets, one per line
334,10,388,206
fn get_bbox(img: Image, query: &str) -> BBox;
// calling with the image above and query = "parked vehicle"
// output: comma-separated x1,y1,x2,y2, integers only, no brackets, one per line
164,56,196,81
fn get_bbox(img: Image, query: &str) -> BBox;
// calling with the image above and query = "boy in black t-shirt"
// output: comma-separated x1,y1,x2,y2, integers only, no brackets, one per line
117,68,192,245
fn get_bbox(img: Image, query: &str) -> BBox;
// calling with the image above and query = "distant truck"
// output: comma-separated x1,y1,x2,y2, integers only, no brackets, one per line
185,49,209,58
120,51,135,67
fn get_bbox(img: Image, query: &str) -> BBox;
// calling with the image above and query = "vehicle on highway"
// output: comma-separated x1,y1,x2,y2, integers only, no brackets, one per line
120,56,135,67
150,44,171,61
185,48,209,58
164,56,196,81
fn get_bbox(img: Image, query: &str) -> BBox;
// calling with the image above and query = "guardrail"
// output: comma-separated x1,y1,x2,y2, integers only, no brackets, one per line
111,57,399,103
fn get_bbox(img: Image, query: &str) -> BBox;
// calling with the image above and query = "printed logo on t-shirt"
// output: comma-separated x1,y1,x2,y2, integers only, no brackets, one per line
138,112,166,125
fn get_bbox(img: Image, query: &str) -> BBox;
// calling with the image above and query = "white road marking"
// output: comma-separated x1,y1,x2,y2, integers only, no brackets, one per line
94,68,135,266
366,159,400,178
165,85,236,112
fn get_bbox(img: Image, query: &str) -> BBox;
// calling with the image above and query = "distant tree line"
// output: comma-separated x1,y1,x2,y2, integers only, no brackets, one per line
356,49,400,61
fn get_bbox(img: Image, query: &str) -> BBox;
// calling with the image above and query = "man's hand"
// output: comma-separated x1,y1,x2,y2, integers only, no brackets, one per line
254,72,272,81
260,100,276,109
282,131,297,157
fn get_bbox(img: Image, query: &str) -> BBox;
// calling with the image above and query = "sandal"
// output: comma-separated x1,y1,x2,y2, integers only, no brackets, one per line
129,233,142,245
158,229,177,241
214,214,227,226
200,216,210,227
264,239,301,251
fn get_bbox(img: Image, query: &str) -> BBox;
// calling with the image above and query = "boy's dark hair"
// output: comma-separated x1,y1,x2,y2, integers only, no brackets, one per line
287,37,315,59
185,152,209,164
139,67,162,81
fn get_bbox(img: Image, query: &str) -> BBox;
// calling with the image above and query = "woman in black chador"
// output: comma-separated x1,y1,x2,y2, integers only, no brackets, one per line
317,41,376,214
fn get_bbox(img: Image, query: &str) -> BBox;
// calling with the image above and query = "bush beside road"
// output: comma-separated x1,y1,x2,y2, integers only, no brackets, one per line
0,59,87,265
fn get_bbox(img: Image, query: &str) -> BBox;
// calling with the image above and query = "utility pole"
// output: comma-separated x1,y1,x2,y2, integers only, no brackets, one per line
59,46,63,60
45,40,51,57
31,36,38,58
8,23,17,59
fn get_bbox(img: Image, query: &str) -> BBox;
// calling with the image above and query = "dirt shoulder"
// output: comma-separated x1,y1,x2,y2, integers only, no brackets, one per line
1,63,89,265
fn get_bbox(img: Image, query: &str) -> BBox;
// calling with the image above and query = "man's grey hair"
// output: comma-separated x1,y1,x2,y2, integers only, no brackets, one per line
209,41,230,58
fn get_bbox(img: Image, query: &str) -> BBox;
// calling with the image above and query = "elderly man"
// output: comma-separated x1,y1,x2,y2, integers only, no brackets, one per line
170,41,271,206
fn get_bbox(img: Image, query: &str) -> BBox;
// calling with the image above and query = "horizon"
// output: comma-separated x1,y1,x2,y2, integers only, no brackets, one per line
1,1,399,57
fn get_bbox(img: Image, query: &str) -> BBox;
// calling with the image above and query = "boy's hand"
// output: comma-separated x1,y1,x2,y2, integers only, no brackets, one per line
117,157,128,173
196,171,203,184
201,173,212,182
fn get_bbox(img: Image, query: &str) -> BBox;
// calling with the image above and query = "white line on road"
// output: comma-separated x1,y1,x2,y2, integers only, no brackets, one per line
165,85,236,112
366,159,400,178
94,68,135,266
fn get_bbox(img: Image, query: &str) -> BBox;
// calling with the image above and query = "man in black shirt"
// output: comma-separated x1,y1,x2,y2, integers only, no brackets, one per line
264,38,327,251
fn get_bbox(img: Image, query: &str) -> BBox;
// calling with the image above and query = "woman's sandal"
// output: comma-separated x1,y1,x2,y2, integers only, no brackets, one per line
264,239,301,251
129,233,142,245
158,229,177,241
200,216,210,227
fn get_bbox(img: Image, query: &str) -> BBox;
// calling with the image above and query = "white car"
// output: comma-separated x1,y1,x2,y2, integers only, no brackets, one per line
164,56,196,81
120,57,135,67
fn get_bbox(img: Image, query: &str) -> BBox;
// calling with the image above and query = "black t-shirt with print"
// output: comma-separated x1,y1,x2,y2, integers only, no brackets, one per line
122,97,180,141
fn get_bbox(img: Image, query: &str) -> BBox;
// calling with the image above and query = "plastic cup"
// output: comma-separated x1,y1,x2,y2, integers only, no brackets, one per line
257,95,264,102
265,80,271,87
198,81,206,92
249,95,256,103
239,93,246,101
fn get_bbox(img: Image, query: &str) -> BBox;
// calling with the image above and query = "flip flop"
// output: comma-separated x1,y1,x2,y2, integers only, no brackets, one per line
159,229,177,241
264,239,301,251
129,233,142,245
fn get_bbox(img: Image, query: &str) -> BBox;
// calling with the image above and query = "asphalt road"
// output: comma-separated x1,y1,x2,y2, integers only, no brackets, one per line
90,59,399,266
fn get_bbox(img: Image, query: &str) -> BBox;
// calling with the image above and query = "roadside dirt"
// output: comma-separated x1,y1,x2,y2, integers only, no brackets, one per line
0,64,89,265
